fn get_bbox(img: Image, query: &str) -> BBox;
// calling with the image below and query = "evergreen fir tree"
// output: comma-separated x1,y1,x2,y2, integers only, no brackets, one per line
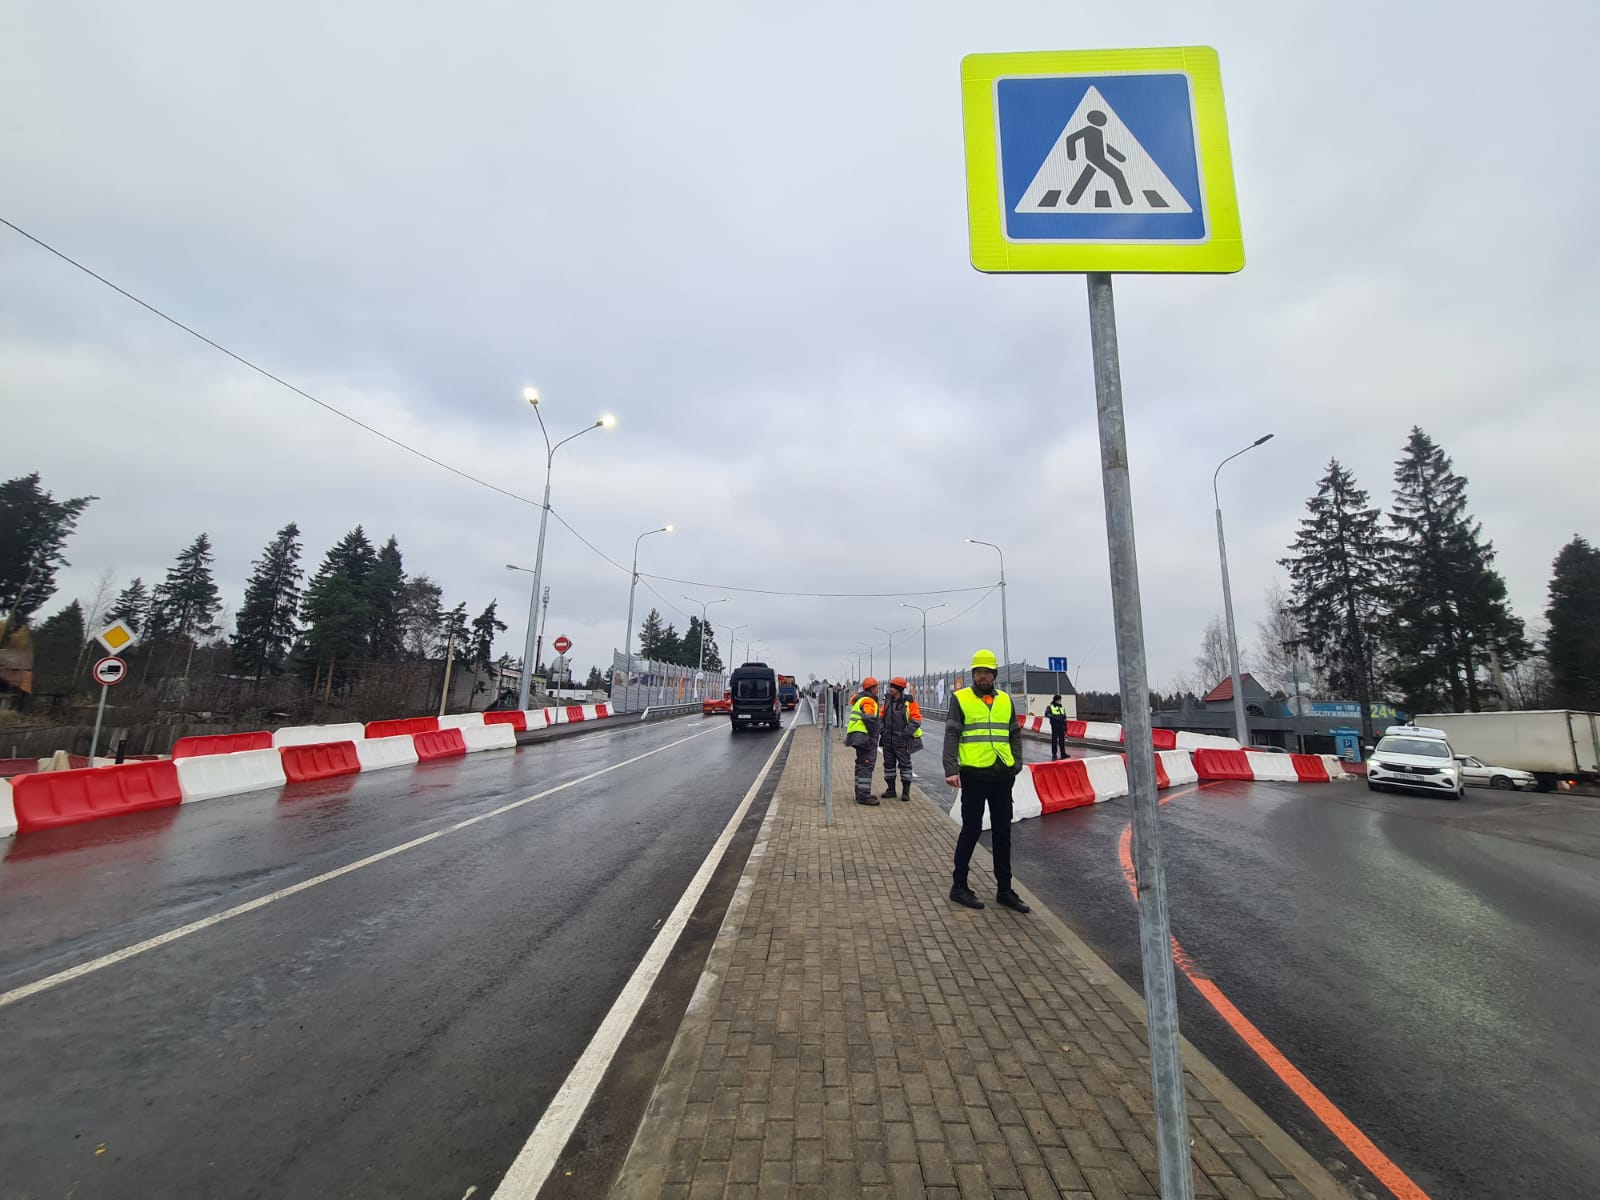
1280,460,1390,741
366,536,407,662
1388,429,1527,712
638,608,668,660
108,577,151,633
232,523,304,678
31,600,86,696
0,472,96,628
148,533,223,644
300,527,378,694
1545,534,1600,710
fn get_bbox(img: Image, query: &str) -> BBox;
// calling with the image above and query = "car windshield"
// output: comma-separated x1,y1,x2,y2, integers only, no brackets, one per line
1376,736,1450,758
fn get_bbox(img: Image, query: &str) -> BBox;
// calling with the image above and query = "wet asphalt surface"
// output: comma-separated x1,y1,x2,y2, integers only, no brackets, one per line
0,713,790,1200
914,722,1600,1200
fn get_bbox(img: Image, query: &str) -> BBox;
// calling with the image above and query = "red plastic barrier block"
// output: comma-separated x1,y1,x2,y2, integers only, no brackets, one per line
365,716,440,739
483,711,528,732
172,731,273,759
1193,748,1253,781
1291,754,1331,782
1152,754,1171,789
1065,720,1087,740
1031,759,1096,814
1150,728,1177,751
279,741,361,783
594,704,610,719
13,761,182,833
566,705,586,724
413,728,467,761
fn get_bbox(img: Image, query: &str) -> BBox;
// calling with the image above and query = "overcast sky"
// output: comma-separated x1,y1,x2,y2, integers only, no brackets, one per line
5,1,1596,694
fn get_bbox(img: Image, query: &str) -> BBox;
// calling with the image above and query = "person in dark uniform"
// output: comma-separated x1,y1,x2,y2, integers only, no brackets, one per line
1046,694,1068,761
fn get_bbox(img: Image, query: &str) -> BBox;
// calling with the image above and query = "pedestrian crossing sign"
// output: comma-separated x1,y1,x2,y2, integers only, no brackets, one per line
962,47,1243,273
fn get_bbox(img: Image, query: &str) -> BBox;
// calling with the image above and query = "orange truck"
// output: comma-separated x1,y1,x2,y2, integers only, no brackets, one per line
777,675,799,710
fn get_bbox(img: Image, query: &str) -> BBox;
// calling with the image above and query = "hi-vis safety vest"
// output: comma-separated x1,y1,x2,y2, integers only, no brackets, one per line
847,694,877,737
955,687,1015,768
1047,703,1066,720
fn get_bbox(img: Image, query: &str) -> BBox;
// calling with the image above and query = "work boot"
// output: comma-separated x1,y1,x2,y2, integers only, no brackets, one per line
997,891,1031,914
881,783,898,799
949,885,984,910
900,783,912,801
857,795,880,806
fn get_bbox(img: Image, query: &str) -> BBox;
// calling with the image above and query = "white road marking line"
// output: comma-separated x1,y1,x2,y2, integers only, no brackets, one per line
491,720,795,1200
0,726,714,1010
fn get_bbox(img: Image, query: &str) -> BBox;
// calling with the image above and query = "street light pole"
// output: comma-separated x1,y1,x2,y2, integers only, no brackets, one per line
875,626,906,680
726,624,750,670
516,387,616,710
682,594,729,679
966,538,1023,714
622,525,672,709
1212,434,1274,745
900,602,946,677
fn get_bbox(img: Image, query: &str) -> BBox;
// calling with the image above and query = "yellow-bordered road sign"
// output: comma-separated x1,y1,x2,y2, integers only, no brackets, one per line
93,619,136,655
962,46,1243,273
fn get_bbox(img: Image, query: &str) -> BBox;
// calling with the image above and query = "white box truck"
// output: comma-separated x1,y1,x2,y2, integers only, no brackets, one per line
1415,710,1600,792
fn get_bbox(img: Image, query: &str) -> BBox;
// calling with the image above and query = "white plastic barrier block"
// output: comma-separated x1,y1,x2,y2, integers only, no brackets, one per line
1011,768,1043,824
1082,722,1124,744
1245,751,1300,782
176,748,288,804
1158,749,1199,786
461,724,517,753
1175,731,1243,752
1083,754,1130,801
545,707,569,726
1321,755,1350,780
521,709,551,729
0,777,15,839
437,712,486,731
356,734,420,772
274,723,366,749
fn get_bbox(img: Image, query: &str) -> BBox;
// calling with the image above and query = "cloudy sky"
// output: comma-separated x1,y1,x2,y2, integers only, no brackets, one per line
5,1,1596,694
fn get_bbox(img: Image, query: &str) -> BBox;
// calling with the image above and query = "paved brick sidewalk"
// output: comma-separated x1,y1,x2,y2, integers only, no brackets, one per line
615,724,1350,1199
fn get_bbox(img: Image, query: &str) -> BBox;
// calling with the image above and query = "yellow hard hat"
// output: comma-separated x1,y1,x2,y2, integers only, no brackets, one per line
971,649,999,670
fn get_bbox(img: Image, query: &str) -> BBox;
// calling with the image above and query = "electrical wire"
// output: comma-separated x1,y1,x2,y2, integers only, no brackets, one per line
1,215,542,509
5,215,1005,608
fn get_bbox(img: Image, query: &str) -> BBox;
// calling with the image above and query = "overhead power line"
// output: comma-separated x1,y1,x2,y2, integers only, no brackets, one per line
4,216,1002,607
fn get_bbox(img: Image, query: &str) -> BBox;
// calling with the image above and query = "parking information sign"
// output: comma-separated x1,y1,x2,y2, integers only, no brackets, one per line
961,46,1243,274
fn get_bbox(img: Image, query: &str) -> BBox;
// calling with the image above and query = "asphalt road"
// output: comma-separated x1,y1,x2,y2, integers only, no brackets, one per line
0,712,791,1200
913,720,1600,1200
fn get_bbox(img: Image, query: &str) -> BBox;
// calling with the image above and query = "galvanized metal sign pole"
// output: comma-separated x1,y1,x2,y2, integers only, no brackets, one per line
1086,271,1191,1194
962,45,1244,1199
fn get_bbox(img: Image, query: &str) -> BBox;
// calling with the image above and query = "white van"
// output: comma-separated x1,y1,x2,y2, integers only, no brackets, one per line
1366,725,1463,800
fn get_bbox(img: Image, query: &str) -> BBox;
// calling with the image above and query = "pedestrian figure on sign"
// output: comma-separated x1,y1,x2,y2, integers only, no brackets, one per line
944,649,1029,913
1065,110,1132,206
1047,694,1068,761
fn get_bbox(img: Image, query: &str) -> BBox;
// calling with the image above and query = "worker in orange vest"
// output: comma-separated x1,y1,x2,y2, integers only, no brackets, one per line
878,677,922,800
845,677,883,805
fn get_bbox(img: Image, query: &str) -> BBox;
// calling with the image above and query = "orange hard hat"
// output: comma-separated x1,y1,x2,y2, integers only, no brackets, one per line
890,677,908,690
862,676,879,690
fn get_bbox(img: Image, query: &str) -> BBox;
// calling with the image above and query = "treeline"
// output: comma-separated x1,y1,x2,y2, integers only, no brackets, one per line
0,472,544,721
1277,427,1596,729
635,608,725,672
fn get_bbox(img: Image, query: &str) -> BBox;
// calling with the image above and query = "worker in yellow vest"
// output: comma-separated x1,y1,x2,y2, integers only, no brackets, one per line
845,677,883,805
943,649,1029,912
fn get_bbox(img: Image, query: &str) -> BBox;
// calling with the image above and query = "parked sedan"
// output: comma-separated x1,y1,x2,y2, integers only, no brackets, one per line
1454,754,1537,791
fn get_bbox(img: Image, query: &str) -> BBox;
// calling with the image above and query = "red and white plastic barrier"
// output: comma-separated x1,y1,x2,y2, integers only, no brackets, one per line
1,702,620,837
1190,748,1347,783
1,777,16,839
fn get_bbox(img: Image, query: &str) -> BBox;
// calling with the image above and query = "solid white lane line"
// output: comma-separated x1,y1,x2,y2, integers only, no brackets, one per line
0,725,715,1010
491,720,795,1200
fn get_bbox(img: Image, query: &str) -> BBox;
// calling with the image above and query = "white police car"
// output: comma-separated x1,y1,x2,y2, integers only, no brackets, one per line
1367,725,1463,800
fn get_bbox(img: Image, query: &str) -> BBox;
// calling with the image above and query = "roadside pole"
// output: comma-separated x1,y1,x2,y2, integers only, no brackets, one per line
1086,272,1192,1196
818,685,834,827
88,681,110,761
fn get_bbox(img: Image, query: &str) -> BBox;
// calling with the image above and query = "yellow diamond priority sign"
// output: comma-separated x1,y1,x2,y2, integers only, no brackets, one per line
94,619,136,655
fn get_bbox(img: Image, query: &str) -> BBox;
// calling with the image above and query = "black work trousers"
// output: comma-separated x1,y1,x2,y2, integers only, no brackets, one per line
1049,722,1066,760
953,767,1014,893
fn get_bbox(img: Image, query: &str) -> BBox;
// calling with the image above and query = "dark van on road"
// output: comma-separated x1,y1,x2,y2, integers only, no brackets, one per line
729,662,781,732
